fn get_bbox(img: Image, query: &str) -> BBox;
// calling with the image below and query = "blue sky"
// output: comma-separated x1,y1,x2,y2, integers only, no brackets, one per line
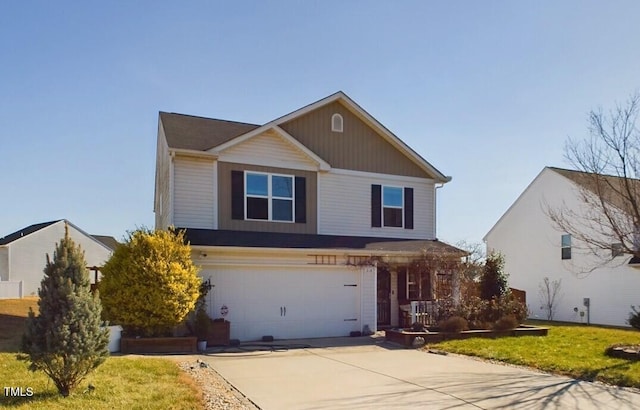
2,1,639,246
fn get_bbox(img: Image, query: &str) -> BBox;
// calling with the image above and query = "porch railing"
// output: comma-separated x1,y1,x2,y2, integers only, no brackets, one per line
409,300,438,327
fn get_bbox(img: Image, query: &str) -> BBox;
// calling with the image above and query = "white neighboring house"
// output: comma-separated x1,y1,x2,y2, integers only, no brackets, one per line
485,167,640,327
154,91,464,341
0,220,116,298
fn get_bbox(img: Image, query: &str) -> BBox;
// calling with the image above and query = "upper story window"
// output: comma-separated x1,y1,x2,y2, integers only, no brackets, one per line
231,170,306,224
371,184,414,230
612,243,624,258
245,172,294,222
331,113,343,132
561,234,571,260
383,186,403,227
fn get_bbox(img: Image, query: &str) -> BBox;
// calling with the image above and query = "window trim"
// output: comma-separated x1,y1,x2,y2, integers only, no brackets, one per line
331,113,343,132
561,234,572,260
244,171,295,223
382,185,404,228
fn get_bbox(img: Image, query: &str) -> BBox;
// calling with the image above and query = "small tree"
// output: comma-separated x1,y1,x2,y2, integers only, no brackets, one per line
21,224,109,397
99,228,200,337
628,306,640,330
539,277,562,320
480,252,509,300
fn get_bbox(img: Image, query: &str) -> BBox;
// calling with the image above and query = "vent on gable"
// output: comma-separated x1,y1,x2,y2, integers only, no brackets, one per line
331,113,343,133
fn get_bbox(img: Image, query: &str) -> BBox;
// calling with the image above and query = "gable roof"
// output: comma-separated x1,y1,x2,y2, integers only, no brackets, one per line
0,220,61,246
484,166,640,242
160,112,259,151
548,166,640,213
91,235,119,251
159,91,451,182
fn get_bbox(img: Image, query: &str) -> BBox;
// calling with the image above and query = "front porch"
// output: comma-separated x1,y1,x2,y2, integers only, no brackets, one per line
376,259,457,329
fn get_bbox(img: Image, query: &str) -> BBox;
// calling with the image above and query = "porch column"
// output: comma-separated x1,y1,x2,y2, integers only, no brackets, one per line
390,269,399,327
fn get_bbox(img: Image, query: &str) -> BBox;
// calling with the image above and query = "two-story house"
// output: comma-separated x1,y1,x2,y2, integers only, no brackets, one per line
0,220,116,298
485,167,640,327
154,92,462,341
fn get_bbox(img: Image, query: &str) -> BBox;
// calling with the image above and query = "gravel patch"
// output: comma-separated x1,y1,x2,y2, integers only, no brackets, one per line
177,359,259,410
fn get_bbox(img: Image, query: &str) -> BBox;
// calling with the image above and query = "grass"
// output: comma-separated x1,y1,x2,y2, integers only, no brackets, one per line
429,320,640,388
0,298,204,409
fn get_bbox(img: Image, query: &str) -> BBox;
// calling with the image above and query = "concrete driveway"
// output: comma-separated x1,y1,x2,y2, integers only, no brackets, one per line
201,337,640,409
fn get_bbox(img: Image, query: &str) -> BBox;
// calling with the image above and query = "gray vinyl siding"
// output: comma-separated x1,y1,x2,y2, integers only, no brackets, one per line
280,101,428,178
318,171,435,239
173,156,215,229
218,161,317,234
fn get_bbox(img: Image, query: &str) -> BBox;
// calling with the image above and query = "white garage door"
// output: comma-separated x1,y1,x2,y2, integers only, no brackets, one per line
202,266,361,341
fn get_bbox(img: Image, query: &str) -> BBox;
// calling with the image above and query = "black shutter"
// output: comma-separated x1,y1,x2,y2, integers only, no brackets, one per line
295,177,306,223
397,268,407,301
404,187,414,229
371,184,382,227
231,170,244,220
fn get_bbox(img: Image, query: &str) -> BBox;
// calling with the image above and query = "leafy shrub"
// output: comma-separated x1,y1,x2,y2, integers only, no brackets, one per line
22,225,109,396
493,315,519,331
628,306,640,330
100,228,201,337
438,316,469,333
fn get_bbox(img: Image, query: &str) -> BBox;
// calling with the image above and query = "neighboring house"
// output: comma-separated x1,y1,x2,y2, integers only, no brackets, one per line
0,220,116,298
154,91,463,341
485,166,640,327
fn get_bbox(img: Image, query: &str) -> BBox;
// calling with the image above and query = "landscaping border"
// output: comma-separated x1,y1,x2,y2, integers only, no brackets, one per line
385,326,548,348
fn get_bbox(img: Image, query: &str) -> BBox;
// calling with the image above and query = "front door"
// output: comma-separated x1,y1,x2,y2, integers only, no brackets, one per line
377,267,391,326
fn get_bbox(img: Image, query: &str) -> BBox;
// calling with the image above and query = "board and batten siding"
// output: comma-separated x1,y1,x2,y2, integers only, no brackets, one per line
280,101,429,178
173,156,216,229
155,122,172,229
319,170,435,239
216,129,318,171
217,161,317,234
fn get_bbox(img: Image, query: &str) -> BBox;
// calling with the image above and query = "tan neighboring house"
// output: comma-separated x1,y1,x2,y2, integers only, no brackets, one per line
154,91,463,341
0,220,116,298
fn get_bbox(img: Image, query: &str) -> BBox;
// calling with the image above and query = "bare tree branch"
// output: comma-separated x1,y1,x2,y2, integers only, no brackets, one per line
545,92,640,269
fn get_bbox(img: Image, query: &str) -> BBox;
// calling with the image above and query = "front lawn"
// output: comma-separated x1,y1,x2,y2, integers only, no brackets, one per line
0,353,203,409
429,321,640,388
0,298,203,408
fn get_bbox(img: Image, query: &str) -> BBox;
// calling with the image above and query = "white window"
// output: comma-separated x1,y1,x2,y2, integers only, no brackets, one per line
382,186,403,227
612,243,624,257
561,234,571,260
245,172,294,222
331,113,343,132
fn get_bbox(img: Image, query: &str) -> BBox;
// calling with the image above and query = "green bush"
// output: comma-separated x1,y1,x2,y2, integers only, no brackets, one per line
100,228,201,337
480,252,509,300
493,315,519,331
438,316,468,333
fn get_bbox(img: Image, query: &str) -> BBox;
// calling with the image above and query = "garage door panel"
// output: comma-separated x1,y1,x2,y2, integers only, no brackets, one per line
201,266,362,341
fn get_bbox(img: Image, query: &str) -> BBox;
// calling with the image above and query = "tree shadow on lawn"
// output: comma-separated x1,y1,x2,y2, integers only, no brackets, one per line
0,390,59,408
0,313,27,352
